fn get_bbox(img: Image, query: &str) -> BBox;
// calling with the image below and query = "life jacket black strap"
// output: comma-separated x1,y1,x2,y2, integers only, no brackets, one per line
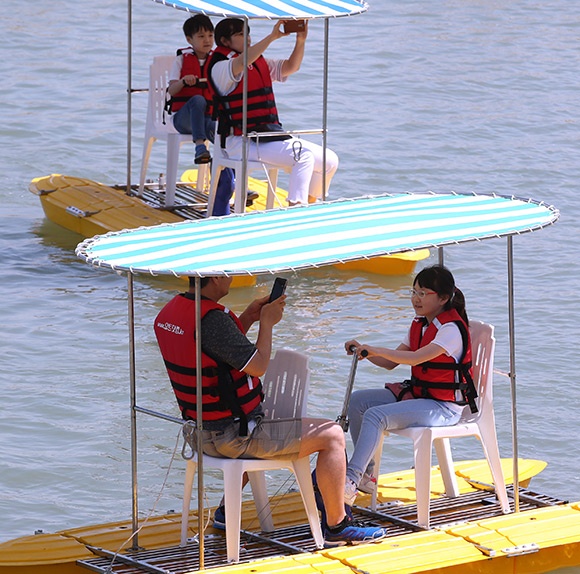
164,359,219,378
170,379,219,398
216,362,249,435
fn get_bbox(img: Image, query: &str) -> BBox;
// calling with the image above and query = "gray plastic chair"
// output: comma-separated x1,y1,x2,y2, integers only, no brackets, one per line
370,320,510,527
180,349,323,562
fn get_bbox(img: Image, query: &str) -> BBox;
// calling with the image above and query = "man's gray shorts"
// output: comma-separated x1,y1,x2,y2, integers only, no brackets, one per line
201,417,302,460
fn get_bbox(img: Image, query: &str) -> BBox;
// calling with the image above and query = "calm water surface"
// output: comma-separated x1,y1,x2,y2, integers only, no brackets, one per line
1,1,579,571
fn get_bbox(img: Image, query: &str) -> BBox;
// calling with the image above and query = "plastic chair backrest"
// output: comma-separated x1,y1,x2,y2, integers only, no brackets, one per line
148,55,174,134
261,350,309,420
460,319,495,424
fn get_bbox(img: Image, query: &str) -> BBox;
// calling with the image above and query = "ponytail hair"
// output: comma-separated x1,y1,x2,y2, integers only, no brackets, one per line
449,287,469,326
414,265,469,326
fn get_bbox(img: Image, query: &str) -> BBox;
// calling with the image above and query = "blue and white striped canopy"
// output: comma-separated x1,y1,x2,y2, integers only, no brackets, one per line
76,193,558,277
151,0,368,19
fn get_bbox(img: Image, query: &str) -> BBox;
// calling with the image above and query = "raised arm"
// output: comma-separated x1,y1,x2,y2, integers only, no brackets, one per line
230,20,288,77
243,296,286,376
281,21,308,77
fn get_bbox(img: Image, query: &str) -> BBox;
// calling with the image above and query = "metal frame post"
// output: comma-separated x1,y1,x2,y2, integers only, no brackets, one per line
194,277,205,568
322,19,329,201
128,273,139,549
507,236,520,512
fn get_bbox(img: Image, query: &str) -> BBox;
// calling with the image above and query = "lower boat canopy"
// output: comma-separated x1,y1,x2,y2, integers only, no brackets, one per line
76,192,558,276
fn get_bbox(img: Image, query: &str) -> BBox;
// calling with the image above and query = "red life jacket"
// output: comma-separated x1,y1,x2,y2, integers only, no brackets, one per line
154,294,262,430
208,46,282,141
170,47,214,114
408,309,478,413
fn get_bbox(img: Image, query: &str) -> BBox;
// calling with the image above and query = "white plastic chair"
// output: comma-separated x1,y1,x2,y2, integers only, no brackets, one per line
370,320,510,527
138,55,208,206
206,133,280,215
180,349,324,562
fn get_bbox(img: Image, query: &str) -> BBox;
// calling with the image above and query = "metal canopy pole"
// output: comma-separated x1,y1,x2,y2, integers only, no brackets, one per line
126,0,133,194
239,17,250,210
194,277,205,569
321,18,329,201
507,236,520,512
128,272,139,549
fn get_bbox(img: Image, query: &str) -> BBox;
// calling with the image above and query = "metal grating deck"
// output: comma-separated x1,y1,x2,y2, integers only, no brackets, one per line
115,182,260,221
77,487,566,574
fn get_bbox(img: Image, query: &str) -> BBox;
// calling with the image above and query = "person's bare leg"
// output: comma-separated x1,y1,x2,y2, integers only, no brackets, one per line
298,418,346,528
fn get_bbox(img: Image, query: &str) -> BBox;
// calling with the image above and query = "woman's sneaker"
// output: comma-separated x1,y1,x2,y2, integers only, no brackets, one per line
358,473,377,494
344,478,359,506
212,505,226,530
324,515,387,547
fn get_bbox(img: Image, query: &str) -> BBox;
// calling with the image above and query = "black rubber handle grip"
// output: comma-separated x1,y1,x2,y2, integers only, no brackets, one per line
348,345,368,357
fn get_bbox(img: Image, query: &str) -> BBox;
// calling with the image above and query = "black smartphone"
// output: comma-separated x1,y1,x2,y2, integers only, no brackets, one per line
269,277,287,302
283,20,306,34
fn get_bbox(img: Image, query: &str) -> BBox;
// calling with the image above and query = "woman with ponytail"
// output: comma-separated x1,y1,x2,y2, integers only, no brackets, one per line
343,265,473,506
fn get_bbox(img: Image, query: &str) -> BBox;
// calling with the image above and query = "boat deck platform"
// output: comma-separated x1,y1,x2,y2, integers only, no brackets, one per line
77,486,565,574
123,182,211,220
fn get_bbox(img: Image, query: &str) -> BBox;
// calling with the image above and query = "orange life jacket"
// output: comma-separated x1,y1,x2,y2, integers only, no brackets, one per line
208,46,286,146
154,294,262,433
408,309,478,413
169,47,213,114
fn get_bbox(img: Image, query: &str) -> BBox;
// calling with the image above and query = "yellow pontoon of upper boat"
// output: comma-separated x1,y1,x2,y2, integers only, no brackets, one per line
29,171,429,281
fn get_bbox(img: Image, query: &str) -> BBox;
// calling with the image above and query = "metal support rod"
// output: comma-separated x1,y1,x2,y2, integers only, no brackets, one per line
134,405,184,425
126,0,133,194
194,277,205,569
438,246,444,266
128,272,139,548
239,530,306,555
240,17,250,207
337,346,367,431
322,19,329,201
353,505,426,532
85,545,171,574
507,236,520,512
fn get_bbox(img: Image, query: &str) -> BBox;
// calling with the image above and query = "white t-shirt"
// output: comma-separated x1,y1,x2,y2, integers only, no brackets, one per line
211,56,287,97
402,320,463,362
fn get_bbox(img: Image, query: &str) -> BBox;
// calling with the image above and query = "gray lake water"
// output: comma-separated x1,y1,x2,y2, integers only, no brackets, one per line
1,1,579,571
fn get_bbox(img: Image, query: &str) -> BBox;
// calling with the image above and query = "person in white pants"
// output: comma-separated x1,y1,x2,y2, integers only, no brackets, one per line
209,18,339,206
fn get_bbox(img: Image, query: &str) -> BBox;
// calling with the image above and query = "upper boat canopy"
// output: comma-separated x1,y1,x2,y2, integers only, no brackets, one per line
76,192,558,277
151,0,368,19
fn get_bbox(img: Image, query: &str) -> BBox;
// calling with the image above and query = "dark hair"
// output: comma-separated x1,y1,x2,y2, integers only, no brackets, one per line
183,14,214,38
188,276,211,289
414,264,469,325
214,18,247,47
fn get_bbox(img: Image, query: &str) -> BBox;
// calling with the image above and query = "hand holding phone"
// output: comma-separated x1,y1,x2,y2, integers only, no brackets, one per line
283,20,306,34
269,277,288,302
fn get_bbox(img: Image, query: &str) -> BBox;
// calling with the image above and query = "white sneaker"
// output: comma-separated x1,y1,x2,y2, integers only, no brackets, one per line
344,478,358,506
358,473,377,494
